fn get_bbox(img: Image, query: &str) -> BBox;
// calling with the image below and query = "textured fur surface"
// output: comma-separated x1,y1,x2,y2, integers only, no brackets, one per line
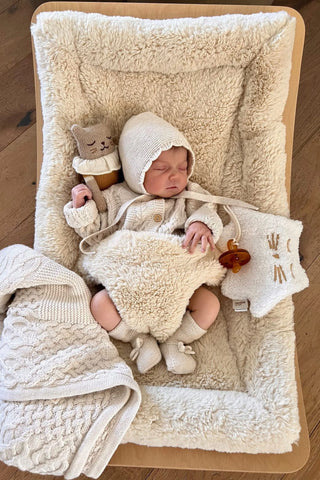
31,10,300,454
80,230,225,341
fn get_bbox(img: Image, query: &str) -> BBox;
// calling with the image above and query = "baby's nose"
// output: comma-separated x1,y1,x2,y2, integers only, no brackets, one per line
169,169,179,178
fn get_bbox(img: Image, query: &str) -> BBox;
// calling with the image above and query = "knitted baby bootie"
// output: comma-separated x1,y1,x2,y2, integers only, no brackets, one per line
109,320,162,374
160,311,207,374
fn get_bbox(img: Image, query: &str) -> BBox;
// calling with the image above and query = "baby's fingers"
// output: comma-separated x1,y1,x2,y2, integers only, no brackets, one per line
182,230,193,249
84,187,93,201
208,235,215,251
72,184,92,208
189,234,201,254
201,235,208,253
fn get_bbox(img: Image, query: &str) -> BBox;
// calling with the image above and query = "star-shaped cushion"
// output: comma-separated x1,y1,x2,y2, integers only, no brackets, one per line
218,207,309,317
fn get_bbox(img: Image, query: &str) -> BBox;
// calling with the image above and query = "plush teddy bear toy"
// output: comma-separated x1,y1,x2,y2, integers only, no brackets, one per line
71,121,121,212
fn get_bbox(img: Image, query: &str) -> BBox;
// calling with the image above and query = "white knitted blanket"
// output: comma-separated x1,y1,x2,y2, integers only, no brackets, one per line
0,244,141,478
29,8,301,460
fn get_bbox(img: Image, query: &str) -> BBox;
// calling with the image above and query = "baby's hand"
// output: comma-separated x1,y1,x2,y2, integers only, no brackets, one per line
183,221,215,254
71,184,93,208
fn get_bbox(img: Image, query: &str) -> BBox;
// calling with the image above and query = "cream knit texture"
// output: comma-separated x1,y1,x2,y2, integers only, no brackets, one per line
160,311,207,374
118,112,195,194
0,245,141,478
64,180,224,247
72,148,121,175
30,9,300,460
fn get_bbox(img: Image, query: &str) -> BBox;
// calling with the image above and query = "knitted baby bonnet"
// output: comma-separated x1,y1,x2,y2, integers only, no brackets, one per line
118,112,195,194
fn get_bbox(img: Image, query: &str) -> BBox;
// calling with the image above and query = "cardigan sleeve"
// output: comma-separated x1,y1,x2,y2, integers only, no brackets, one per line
63,183,133,241
185,182,223,243
63,199,108,239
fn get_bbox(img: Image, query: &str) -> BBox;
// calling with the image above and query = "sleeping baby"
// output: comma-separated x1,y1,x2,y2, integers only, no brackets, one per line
64,112,223,375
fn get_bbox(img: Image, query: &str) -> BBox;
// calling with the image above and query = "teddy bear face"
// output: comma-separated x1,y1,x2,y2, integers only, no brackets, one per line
71,123,115,160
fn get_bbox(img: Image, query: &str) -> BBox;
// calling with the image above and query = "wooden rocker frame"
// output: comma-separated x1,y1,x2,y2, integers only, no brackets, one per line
31,2,309,474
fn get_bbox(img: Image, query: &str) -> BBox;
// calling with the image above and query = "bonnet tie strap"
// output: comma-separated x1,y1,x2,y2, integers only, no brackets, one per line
172,191,258,210
173,191,258,246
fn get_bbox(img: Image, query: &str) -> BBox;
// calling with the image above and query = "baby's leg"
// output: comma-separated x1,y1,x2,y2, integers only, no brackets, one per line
188,285,220,330
160,286,220,374
91,288,162,373
90,289,121,331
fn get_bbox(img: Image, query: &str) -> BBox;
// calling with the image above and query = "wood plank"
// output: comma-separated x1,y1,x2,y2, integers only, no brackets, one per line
94,466,153,480
293,254,320,434
0,463,64,480
0,0,20,15
0,0,35,77
290,129,320,268
281,421,320,480
129,0,274,4
0,124,36,245
0,53,35,152
0,212,34,250
31,1,304,19
292,0,320,155
273,0,311,10
0,462,153,480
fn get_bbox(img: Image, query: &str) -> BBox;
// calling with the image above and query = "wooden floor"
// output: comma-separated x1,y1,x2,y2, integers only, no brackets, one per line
0,0,319,479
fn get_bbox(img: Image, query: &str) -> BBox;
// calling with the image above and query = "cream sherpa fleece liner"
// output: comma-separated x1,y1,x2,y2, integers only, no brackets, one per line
31,9,301,455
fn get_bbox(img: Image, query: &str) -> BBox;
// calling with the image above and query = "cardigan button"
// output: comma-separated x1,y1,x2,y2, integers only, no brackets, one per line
153,214,162,223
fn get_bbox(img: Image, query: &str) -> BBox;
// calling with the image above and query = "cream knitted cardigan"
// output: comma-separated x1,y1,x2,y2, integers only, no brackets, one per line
0,244,141,478
64,180,224,246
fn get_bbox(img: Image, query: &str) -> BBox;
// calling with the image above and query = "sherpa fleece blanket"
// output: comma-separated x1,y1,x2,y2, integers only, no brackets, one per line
0,245,141,478
80,230,225,341
30,9,300,456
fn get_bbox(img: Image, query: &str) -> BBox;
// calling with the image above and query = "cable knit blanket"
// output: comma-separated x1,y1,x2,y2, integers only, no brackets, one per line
0,245,141,478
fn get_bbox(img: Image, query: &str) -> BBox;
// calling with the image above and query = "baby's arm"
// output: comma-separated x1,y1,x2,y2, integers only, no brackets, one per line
184,182,223,252
64,183,108,241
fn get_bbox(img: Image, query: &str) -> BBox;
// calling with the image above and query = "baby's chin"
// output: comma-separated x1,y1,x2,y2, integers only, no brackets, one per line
151,186,185,198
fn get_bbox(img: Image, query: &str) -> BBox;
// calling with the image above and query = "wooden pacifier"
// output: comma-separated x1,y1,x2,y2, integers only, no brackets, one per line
219,239,251,273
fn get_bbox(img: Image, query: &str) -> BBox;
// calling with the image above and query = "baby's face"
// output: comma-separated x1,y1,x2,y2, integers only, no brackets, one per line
144,147,188,198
